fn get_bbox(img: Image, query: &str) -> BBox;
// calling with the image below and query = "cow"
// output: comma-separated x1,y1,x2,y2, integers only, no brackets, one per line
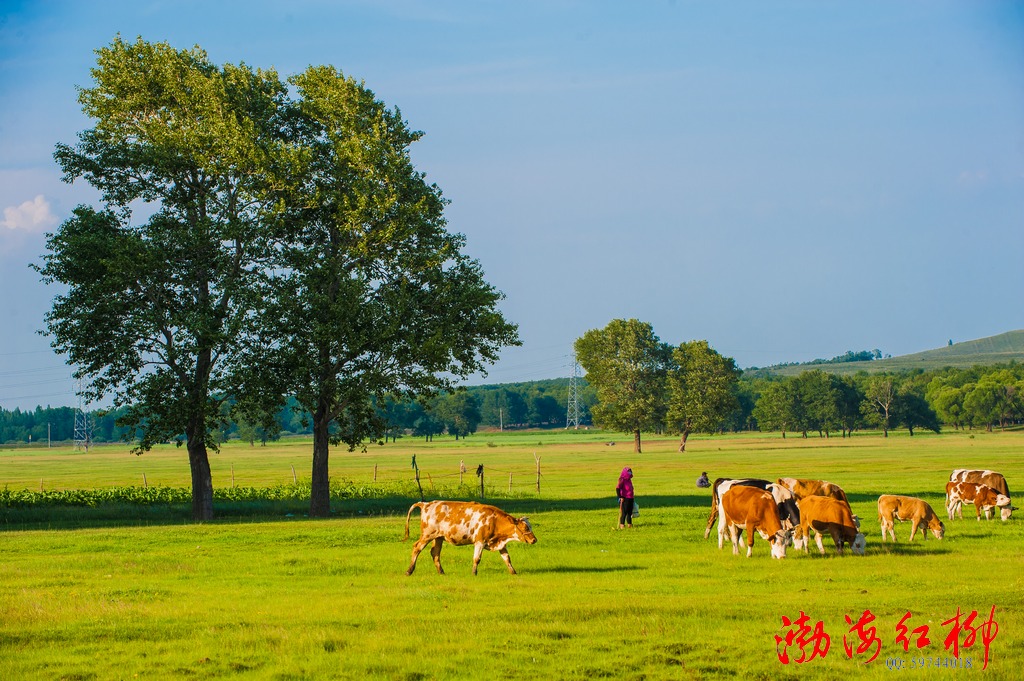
877,495,945,542
777,477,850,503
795,495,866,556
720,486,790,559
945,481,1012,521
403,501,537,576
705,478,802,548
949,470,1014,520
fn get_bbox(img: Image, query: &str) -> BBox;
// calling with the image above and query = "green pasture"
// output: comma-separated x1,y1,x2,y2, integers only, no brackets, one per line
2,429,1023,680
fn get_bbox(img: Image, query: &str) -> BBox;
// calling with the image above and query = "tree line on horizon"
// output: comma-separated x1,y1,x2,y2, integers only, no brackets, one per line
3,360,1021,447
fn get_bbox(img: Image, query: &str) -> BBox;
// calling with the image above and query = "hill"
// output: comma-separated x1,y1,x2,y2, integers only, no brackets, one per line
749,330,1024,377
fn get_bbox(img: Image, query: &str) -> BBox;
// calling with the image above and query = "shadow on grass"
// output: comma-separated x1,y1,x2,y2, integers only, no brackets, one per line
528,565,647,574
1,493,708,532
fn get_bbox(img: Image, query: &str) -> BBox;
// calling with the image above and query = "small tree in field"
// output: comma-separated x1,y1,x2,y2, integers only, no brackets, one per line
665,340,740,452
574,319,668,453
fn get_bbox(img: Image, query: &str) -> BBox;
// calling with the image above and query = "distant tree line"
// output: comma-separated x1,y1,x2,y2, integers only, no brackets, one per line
4,363,1019,447
2,380,598,446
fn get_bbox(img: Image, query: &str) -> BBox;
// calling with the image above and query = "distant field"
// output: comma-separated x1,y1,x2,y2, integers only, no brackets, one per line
759,329,1024,376
1,429,1022,680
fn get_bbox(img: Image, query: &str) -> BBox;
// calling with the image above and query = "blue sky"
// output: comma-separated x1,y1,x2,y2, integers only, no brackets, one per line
1,1,1022,410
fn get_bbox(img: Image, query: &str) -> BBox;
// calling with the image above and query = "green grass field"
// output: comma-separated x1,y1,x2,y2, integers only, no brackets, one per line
2,429,1023,680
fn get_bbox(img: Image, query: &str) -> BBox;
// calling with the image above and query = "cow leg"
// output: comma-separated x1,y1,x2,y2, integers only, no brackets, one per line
471,543,485,575
704,502,718,540
718,511,729,550
830,528,844,555
406,535,435,576
498,547,517,575
429,538,445,575
745,522,755,557
814,531,825,555
908,520,918,541
728,523,740,555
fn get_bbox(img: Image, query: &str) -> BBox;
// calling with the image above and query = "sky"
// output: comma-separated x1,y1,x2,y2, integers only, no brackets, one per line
1,1,1022,411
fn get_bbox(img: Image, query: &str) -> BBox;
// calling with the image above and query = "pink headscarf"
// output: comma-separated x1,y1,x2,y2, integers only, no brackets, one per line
616,467,634,499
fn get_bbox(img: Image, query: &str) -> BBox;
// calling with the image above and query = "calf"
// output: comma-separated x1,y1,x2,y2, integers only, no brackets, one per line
720,486,790,559
949,470,1014,520
796,495,866,556
945,481,1012,521
877,495,945,542
403,501,537,575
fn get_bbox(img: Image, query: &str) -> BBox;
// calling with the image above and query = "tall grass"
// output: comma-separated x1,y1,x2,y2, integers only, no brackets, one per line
1,429,1022,679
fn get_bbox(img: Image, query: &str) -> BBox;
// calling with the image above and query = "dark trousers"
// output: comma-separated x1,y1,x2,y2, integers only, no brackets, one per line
618,498,634,526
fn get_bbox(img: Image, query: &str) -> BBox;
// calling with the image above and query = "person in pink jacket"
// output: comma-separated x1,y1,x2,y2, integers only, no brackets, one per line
616,467,635,529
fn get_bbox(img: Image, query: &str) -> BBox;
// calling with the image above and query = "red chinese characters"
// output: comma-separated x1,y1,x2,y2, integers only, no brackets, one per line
775,611,831,664
774,606,999,668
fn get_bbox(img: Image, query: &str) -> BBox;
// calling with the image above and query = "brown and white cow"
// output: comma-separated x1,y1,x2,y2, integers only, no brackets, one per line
403,501,537,576
877,495,945,542
707,478,802,549
777,477,850,503
945,482,1012,521
949,470,1014,520
796,495,866,556
720,486,790,559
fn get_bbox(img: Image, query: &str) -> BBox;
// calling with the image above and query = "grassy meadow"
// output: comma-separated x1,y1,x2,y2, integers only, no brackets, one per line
2,429,1023,680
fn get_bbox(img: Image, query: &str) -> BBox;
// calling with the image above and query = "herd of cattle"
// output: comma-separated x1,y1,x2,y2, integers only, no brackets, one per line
703,468,1015,560
401,469,1015,574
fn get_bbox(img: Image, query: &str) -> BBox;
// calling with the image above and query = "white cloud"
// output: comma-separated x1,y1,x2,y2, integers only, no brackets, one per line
1,195,59,232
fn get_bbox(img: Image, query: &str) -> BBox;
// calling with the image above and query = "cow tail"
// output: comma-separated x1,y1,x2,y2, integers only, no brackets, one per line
403,502,424,541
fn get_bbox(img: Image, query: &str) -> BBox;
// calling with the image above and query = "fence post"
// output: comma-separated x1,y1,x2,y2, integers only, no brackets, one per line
459,459,465,485
535,452,541,494
508,472,513,493
143,472,148,489
374,464,378,482
477,464,485,499
291,465,297,483
231,464,235,488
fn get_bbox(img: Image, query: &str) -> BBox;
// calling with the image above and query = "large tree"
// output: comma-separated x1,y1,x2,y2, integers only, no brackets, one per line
574,319,668,453
665,340,740,452
38,38,285,520
246,66,518,516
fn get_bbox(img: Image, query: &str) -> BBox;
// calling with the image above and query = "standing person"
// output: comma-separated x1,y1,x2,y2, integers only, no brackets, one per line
616,467,635,529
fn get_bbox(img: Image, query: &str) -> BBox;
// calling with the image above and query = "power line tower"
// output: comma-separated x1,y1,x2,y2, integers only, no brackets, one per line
73,377,92,451
566,351,581,430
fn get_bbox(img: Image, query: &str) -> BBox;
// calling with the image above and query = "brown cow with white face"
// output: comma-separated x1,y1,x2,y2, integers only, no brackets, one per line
877,495,945,542
404,501,537,576
796,495,866,556
720,486,790,559
945,482,1012,521
949,470,1014,520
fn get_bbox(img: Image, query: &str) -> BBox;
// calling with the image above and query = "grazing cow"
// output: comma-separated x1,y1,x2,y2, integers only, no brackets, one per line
705,478,802,546
403,501,537,576
945,482,1012,521
720,486,790,559
877,495,945,542
777,477,850,503
949,470,1014,520
796,495,866,556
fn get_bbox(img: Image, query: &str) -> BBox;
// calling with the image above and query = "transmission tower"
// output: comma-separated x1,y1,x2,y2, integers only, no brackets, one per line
73,377,92,451
566,352,581,430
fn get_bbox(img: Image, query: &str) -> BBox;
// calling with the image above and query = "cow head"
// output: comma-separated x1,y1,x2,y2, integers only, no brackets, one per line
851,532,867,556
769,530,790,559
517,517,538,544
931,521,945,540
1000,505,1014,521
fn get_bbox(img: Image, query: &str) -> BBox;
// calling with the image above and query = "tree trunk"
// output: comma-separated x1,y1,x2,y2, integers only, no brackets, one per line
186,435,214,521
633,429,642,454
310,399,332,518
678,428,690,453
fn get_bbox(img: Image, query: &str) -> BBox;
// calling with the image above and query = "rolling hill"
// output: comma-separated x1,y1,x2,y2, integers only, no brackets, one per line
749,330,1024,377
